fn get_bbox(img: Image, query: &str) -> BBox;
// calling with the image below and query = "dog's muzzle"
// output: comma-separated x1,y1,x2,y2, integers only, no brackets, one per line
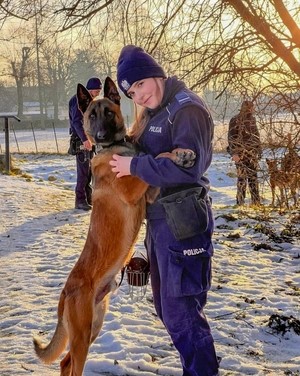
95,130,107,142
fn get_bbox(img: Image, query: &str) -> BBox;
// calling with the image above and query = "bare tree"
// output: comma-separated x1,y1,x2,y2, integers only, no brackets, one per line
1,1,299,125
10,46,31,116
1,0,299,206
3,1,299,92
0,0,45,26
40,39,71,122
223,0,300,77
47,1,299,98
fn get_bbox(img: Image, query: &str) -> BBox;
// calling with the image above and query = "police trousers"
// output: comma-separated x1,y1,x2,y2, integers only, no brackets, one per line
145,211,219,376
236,156,260,204
75,151,92,203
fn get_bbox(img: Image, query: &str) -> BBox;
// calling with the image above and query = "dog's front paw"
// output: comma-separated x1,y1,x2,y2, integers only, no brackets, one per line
174,148,196,167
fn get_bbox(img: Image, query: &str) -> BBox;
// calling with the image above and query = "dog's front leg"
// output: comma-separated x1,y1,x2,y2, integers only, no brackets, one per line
156,148,196,167
113,175,149,205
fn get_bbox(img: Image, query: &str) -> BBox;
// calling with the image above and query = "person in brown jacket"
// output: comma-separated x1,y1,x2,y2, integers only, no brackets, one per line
227,101,262,205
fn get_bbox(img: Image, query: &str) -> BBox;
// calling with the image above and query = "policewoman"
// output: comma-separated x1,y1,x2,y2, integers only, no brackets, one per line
109,45,220,376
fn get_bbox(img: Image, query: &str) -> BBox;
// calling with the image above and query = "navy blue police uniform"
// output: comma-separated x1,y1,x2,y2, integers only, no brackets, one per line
130,76,219,376
68,94,93,208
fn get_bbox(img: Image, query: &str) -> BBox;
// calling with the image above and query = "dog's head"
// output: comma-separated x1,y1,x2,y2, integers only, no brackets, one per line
266,158,278,171
77,77,126,146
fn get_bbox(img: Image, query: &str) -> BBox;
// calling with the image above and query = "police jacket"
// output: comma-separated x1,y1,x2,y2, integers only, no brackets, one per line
68,94,88,142
130,76,214,200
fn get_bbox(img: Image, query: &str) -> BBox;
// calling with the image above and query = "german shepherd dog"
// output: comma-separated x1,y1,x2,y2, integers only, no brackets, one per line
266,157,299,207
33,77,195,375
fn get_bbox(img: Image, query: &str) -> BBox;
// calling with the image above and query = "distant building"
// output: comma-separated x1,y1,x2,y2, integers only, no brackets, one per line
12,102,69,121
11,93,135,125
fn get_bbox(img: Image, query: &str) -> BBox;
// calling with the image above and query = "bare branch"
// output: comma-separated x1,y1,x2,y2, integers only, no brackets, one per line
223,0,300,77
272,0,300,47
54,0,115,31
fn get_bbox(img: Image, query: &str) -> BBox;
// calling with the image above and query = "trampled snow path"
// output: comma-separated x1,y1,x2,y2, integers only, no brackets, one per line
0,153,300,376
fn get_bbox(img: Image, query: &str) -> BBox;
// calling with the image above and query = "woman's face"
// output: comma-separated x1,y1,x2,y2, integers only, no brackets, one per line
127,77,165,109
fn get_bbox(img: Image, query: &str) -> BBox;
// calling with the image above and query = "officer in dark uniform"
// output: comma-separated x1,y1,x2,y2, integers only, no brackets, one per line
110,45,220,376
228,101,262,205
68,77,102,210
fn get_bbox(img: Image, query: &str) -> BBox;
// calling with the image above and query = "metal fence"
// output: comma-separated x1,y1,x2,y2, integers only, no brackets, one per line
0,122,70,154
0,120,232,155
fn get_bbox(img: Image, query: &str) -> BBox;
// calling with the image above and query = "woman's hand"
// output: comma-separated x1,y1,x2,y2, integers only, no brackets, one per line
109,154,133,177
232,154,240,163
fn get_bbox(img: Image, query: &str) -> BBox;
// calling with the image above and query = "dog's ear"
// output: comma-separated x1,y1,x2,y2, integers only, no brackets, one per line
77,84,93,114
104,77,121,106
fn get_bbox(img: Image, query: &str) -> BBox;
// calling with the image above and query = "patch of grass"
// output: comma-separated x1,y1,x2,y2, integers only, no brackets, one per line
48,175,57,181
226,171,237,178
0,155,33,180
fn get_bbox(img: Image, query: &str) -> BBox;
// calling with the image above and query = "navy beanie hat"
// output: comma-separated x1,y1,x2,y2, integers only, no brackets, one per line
117,45,166,98
86,77,102,90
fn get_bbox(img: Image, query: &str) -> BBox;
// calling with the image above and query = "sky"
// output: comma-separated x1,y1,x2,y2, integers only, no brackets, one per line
0,130,300,376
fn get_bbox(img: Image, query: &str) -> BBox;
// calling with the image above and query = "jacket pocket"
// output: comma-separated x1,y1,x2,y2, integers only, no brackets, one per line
167,249,212,297
159,187,209,240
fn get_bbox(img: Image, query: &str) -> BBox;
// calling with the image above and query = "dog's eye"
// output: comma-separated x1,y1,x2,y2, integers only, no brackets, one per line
89,113,96,120
106,111,114,119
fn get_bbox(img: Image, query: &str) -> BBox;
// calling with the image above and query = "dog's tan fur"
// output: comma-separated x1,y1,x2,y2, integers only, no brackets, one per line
33,77,196,375
282,147,300,206
33,88,150,376
266,158,299,207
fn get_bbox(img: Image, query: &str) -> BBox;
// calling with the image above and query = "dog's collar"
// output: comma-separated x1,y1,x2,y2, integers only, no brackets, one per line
94,138,127,154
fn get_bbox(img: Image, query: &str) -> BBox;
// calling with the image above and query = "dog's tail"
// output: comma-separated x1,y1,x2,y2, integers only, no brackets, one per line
33,318,68,364
33,293,68,364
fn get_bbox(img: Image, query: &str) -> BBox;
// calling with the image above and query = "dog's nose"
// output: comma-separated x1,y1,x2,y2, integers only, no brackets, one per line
95,130,106,141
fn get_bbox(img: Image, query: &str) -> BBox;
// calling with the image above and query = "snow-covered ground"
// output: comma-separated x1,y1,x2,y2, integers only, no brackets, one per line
0,146,299,376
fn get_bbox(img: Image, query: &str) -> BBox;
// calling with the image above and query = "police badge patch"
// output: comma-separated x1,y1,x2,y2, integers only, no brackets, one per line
121,79,131,91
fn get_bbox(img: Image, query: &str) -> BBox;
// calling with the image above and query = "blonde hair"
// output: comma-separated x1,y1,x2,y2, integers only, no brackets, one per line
128,105,150,143
128,77,166,142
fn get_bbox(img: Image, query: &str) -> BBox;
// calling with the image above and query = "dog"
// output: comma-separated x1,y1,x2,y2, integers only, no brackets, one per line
281,146,300,205
33,77,196,376
266,158,298,207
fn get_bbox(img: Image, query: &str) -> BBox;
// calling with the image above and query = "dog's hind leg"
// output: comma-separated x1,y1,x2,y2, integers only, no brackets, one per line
91,296,109,343
64,292,94,376
60,352,71,376
63,294,109,376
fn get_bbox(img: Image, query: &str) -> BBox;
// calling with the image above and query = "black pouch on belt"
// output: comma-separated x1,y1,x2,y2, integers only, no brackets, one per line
158,187,209,240
68,134,82,155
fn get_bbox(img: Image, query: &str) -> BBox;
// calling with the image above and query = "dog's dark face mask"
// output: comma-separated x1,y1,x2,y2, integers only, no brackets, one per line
84,98,126,145
77,76,125,146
